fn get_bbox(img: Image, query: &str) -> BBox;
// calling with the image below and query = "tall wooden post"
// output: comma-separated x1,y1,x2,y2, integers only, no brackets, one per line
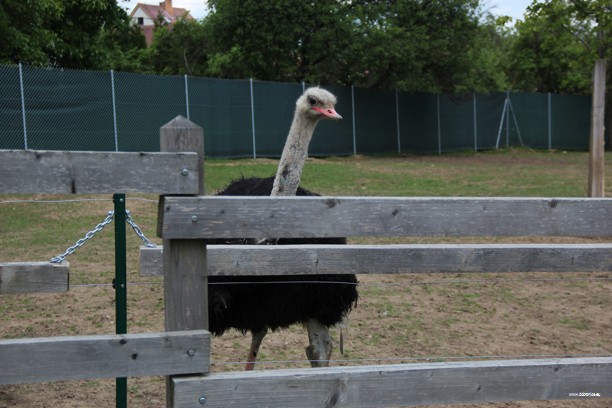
588,58,606,197
159,116,207,408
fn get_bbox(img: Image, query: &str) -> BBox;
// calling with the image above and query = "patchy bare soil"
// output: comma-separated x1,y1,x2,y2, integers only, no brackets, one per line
1,152,611,407
1,269,609,407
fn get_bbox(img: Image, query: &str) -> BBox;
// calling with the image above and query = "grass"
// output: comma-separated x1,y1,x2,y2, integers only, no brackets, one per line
1,149,611,407
204,148,604,197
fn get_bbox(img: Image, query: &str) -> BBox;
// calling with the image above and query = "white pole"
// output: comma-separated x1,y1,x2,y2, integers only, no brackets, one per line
351,85,357,156
250,78,256,159
495,98,508,149
111,70,119,152
473,94,477,152
547,92,552,150
505,91,510,147
184,75,190,120
19,63,28,150
437,94,442,154
395,89,401,153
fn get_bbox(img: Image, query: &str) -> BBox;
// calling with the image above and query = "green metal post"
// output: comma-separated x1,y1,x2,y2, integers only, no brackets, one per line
113,193,128,408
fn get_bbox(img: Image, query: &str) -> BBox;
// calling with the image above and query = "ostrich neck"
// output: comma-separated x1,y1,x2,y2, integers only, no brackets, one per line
271,113,318,196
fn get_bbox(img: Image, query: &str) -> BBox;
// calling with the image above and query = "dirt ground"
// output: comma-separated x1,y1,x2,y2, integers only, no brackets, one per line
1,153,611,407
1,267,609,407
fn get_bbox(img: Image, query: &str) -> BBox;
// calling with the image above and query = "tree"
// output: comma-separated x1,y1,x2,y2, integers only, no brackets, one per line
203,0,500,93
508,1,592,93
521,0,610,196
0,0,143,69
146,17,209,76
204,0,354,83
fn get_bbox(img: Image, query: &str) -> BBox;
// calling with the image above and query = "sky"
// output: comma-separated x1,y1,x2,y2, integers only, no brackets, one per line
120,0,536,22
484,0,535,21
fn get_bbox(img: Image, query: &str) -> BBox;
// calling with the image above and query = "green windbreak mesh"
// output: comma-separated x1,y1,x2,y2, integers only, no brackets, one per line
308,84,354,157
354,87,398,154
252,80,303,157
22,66,115,151
399,93,439,153
189,77,252,158
0,64,593,156
114,71,186,152
550,93,590,150
439,94,476,152
475,93,506,150
508,92,548,148
0,66,24,149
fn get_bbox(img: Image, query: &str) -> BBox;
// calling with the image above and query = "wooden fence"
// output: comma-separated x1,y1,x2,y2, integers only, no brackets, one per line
1,116,611,407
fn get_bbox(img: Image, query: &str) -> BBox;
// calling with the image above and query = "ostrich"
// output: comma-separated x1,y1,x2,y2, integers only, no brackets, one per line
209,87,358,370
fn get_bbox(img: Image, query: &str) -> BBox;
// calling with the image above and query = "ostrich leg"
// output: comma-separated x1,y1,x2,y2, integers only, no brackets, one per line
245,329,267,370
305,319,333,367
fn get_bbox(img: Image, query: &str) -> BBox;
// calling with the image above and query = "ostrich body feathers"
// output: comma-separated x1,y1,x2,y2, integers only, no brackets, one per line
208,176,359,336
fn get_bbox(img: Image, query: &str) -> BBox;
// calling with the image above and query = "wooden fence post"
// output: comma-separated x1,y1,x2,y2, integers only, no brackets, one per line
159,116,207,408
588,58,606,197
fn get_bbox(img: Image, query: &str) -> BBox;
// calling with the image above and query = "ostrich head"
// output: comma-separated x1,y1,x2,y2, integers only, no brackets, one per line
271,87,341,197
297,87,343,122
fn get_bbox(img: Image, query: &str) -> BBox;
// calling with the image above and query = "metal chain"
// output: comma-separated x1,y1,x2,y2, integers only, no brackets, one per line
51,211,115,263
126,210,157,248
50,209,157,263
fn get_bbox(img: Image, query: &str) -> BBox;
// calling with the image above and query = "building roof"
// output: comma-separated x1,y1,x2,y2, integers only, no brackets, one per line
130,2,194,46
130,2,194,24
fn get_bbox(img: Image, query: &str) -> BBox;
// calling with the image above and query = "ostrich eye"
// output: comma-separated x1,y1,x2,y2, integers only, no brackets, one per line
308,97,317,106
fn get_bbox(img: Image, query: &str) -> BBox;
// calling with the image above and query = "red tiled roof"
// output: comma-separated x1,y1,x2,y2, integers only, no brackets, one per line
130,2,193,24
131,2,194,46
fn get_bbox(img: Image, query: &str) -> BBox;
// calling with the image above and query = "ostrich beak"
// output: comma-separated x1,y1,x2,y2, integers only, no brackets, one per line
313,106,343,120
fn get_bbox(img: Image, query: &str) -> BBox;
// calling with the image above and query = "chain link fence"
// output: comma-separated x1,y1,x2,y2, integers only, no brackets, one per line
0,64,593,157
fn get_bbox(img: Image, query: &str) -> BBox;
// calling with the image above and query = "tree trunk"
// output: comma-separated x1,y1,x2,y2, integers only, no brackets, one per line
588,58,606,197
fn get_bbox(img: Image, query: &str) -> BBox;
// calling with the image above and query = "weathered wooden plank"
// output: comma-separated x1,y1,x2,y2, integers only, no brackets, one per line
0,330,210,385
163,240,209,331
141,246,164,276
140,244,612,277
160,115,205,195
159,116,207,408
160,196,612,239
0,150,200,194
0,262,69,294
173,357,612,408
588,58,606,197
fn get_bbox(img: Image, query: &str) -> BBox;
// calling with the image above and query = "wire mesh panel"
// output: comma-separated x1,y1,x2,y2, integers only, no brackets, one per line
354,87,397,154
475,93,506,150
439,94,476,152
0,64,595,156
510,92,548,148
189,77,252,158
21,66,115,151
399,93,439,153
0,65,24,149
308,84,354,157
252,80,303,157
114,71,186,152
550,93,590,150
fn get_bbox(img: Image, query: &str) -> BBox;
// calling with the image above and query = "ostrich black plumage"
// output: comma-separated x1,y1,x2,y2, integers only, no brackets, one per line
208,88,358,370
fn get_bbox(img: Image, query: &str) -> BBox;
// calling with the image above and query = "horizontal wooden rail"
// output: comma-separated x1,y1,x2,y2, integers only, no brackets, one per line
140,243,612,276
0,150,200,194
0,262,69,294
172,357,612,408
159,196,612,239
0,330,210,385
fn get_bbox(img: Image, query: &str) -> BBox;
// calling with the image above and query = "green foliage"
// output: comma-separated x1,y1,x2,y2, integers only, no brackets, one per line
0,0,146,69
146,17,210,75
2,0,608,96
204,0,354,83
508,0,611,93
197,0,506,93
